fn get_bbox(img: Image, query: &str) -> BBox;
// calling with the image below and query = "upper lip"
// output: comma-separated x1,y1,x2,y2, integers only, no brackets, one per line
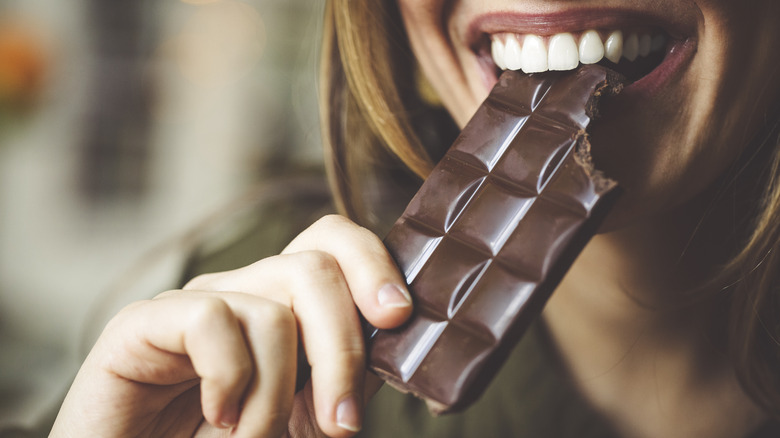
464,8,697,52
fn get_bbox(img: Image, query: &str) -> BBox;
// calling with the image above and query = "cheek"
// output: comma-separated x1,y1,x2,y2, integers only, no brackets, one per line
398,0,483,127
589,99,717,228
592,2,780,227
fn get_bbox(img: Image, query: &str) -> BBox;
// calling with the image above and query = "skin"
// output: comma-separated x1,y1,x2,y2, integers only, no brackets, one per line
52,215,411,437
400,0,780,227
52,1,780,437
398,0,780,437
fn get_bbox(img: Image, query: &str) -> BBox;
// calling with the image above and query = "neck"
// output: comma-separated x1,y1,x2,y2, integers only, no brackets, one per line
543,185,768,438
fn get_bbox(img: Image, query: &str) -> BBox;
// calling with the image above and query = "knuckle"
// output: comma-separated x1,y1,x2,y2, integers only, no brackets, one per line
289,251,346,292
339,341,366,367
309,338,365,370
190,296,233,328
295,250,341,276
190,299,253,387
246,301,296,334
314,214,352,230
312,215,387,259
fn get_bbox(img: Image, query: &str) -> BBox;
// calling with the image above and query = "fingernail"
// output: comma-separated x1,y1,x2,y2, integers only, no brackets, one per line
336,394,362,432
377,283,412,308
220,404,239,429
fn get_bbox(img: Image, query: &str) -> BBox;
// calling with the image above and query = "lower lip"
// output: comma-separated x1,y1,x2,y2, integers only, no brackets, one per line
621,37,696,99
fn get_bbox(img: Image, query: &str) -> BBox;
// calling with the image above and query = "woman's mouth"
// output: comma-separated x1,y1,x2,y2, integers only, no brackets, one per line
467,10,697,96
487,29,667,82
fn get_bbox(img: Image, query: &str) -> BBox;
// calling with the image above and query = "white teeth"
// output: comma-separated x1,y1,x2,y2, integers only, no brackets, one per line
491,37,507,70
578,30,604,64
490,28,666,73
548,33,579,71
521,35,547,73
604,30,623,63
504,34,524,70
638,34,652,57
623,33,639,61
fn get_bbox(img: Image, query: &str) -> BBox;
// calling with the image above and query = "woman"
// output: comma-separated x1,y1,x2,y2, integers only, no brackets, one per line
51,0,780,437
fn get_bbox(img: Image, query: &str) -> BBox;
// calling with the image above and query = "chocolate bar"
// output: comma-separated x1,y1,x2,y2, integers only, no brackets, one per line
367,65,623,414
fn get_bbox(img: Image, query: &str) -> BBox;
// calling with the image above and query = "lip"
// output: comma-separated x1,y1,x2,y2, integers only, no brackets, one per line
466,9,694,45
464,8,698,98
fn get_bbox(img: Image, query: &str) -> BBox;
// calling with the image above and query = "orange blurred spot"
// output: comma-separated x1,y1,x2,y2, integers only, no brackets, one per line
0,18,48,108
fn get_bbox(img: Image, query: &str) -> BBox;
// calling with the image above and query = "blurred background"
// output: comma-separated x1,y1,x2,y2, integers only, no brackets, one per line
0,0,325,433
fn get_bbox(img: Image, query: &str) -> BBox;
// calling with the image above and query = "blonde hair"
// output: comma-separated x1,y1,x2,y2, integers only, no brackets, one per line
723,117,780,416
319,0,780,418
320,1,432,227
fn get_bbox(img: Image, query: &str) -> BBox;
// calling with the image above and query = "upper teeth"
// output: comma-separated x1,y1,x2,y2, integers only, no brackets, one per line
490,30,666,73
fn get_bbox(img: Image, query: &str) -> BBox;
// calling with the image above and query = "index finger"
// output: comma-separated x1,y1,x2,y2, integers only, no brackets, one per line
283,214,413,329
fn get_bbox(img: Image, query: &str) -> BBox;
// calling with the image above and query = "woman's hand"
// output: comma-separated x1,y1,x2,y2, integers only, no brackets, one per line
51,215,413,437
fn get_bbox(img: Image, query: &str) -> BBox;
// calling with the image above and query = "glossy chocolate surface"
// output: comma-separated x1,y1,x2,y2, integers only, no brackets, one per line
367,65,623,414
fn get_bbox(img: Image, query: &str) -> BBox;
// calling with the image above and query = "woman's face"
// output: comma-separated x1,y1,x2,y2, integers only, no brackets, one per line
398,0,780,226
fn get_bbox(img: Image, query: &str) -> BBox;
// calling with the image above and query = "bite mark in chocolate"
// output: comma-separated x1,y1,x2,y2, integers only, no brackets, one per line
367,65,624,414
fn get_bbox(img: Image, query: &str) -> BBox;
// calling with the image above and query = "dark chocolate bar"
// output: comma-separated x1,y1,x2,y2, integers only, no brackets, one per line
367,65,624,414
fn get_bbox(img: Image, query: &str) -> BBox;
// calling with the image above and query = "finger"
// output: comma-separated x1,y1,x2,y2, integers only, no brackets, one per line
276,252,366,437
223,294,298,438
184,215,412,329
114,295,254,429
283,214,413,329
186,253,368,437
153,290,299,437
285,374,385,438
